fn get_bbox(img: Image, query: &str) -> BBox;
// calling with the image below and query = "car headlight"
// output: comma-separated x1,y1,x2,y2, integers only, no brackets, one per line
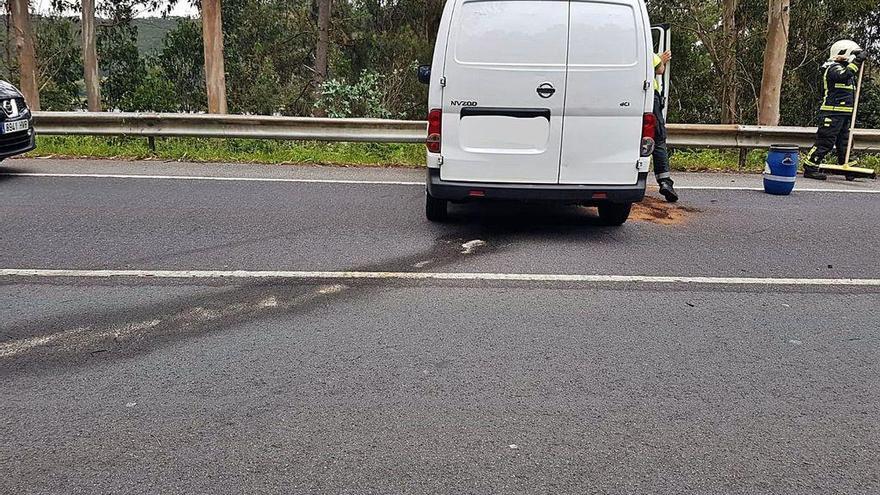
15,97,29,116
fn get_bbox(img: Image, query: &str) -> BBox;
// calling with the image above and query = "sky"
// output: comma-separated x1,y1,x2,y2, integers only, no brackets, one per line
32,0,198,17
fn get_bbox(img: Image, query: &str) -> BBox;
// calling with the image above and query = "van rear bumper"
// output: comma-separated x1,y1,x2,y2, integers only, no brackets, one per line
427,169,647,203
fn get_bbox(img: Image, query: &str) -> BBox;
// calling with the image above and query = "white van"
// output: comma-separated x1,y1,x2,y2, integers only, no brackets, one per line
419,0,667,226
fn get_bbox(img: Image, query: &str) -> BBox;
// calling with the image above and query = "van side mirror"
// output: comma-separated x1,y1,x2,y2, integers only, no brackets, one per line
417,65,431,85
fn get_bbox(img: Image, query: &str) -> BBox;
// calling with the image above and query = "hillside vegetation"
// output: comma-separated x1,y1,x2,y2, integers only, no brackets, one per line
0,1,877,128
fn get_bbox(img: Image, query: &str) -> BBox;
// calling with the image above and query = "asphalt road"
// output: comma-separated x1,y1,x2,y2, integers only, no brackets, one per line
2,158,879,494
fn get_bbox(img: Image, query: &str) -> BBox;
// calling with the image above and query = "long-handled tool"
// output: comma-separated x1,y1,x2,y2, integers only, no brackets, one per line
819,59,877,181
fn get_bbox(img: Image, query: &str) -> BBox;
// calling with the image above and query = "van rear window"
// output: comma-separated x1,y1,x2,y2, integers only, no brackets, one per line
454,1,568,66
568,2,639,66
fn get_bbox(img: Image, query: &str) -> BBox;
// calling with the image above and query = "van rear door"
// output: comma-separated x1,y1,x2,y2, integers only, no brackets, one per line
558,0,650,186
651,24,672,118
439,0,569,184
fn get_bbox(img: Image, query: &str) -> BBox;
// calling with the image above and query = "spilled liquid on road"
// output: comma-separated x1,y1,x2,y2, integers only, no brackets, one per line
630,196,700,225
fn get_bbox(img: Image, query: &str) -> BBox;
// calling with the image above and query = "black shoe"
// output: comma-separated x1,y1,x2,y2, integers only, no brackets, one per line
803,165,827,181
659,180,679,203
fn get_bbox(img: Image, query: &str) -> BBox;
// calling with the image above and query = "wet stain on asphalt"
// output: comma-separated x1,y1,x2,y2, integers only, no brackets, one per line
2,198,698,370
0,231,497,371
630,196,700,225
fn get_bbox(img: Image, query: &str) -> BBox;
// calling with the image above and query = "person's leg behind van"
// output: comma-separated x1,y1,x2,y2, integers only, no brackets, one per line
652,92,678,203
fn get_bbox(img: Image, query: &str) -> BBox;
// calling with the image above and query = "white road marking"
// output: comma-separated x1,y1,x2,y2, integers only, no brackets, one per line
0,318,159,358
0,283,347,359
2,268,880,287
0,172,422,186
317,284,347,295
460,240,487,254
676,185,880,193
2,172,878,193
259,295,279,308
0,326,90,358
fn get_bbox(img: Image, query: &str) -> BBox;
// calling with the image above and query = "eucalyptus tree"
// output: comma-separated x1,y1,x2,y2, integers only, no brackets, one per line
757,0,790,125
8,0,40,109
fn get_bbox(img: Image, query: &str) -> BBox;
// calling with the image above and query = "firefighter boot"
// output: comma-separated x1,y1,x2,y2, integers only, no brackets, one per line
659,179,679,203
803,163,827,181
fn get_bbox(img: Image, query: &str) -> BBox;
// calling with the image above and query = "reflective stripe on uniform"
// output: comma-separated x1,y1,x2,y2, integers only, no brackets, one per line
655,171,671,180
823,66,831,105
653,54,661,91
834,83,855,90
820,105,853,112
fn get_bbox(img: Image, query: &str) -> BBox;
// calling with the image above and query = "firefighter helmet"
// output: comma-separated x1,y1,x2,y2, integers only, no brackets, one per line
829,40,863,62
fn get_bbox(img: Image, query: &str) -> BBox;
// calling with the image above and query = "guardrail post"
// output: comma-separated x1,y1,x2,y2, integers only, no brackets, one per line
147,136,156,152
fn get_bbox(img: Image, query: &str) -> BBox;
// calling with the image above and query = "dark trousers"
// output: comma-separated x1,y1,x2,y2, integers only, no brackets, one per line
807,112,851,166
652,91,670,182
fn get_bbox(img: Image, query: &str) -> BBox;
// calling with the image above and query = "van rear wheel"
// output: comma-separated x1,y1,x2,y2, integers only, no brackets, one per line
426,192,448,222
597,202,632,226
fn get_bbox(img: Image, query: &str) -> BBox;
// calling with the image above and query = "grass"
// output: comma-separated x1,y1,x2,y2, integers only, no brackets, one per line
670,148,880,173
28,136,426,168
25,136,880,174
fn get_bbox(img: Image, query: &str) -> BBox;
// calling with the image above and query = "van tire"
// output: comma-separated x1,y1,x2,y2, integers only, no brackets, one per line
597,202,632,226
426,192,448,222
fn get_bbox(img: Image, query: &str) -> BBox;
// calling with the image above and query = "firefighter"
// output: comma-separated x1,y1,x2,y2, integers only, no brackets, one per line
653,50,678,202
803,40,869,180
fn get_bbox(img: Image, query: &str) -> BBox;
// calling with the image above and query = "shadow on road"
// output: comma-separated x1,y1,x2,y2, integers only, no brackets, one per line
444,195,699,232
0,166,27,182
448,202,603,229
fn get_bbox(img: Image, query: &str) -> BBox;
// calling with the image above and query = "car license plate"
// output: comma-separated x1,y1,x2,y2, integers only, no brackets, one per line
3,119,29,134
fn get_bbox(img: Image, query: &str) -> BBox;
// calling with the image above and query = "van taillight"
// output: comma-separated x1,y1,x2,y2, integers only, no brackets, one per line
427,109,441,153
641,112,656,157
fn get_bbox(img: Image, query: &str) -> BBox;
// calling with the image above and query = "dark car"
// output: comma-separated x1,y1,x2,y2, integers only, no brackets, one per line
0,80,36,161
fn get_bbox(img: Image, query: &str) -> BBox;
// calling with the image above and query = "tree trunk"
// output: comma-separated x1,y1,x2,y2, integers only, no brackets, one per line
426,0,443,42
720,0,738,124
81,0,101,112
9,0,39,110
201,0,228,114
5,3,13,73
312,0,331,117
758,0,790,126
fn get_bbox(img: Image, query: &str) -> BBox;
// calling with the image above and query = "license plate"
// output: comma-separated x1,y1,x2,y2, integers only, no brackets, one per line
3,119,29,134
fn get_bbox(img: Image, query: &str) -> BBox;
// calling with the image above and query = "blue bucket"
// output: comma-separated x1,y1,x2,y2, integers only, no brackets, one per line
763,145,799,195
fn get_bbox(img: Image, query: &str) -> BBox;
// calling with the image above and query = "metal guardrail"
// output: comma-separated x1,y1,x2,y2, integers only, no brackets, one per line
33,112,425,143
32,112,880,152
669,123,880,151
